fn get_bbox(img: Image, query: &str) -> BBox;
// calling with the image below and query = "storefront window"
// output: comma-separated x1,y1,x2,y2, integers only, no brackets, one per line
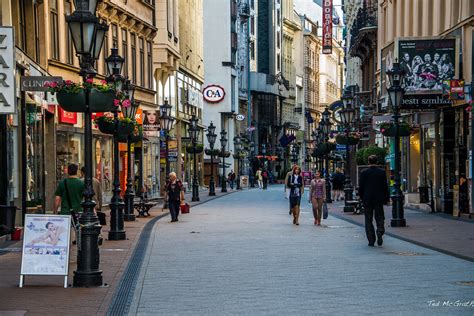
93,136,113,202
56,131,84,182
26,103,44,206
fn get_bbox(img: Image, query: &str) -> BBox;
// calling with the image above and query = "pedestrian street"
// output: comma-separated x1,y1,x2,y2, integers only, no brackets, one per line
119,185,474,315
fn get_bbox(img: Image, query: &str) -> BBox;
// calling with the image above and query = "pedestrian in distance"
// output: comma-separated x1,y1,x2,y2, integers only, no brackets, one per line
256,168,263,189
284,164,297,214
54,163,84,216
228,170,236,190
80,166,103,213
309,171,326,226
287,165,304,225
331,168,345,201
163,172,185,222
358,155,390,247
262,169,268,190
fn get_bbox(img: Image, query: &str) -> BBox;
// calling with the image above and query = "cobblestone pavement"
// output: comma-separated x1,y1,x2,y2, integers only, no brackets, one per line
127,185,474,315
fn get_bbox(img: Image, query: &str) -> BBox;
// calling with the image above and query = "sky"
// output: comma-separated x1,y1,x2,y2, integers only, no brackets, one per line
294,0,344,26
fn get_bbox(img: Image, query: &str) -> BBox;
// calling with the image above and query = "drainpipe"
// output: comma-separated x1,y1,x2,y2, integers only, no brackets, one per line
470,29,474,214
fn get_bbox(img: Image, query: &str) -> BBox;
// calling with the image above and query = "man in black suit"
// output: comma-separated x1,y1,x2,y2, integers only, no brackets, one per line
359,155,390,247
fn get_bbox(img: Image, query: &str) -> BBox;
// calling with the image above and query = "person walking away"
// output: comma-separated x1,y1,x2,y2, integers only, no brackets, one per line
284,164,297,214
55,163,84,216
256,169,263,189
262,169,268,190
358,155,390,247
331,168,344,201
80,166,103,213
309,171,326,225
164,172,185,222
228,170,236,190
287,165,304,225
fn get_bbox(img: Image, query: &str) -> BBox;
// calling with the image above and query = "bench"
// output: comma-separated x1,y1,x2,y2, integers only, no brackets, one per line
134,199,159,217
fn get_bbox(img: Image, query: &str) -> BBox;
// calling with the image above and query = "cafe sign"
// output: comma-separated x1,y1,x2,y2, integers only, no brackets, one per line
0,27,15,114
203,84,225,103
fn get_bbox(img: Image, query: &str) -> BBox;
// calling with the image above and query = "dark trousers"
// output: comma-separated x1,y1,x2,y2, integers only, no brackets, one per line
364,203,385,244
169,200,180,221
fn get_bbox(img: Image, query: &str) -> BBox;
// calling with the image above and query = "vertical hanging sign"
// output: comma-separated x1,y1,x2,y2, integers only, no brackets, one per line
322,0,333,54
0,27,15,114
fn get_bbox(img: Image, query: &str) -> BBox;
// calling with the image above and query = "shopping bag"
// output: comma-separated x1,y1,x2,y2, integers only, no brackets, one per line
180,203,190,214
323,202,328,219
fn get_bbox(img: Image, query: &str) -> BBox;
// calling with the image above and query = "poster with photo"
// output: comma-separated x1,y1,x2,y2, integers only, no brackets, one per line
143,110,160,137
21,214,71,276
396,37,458,94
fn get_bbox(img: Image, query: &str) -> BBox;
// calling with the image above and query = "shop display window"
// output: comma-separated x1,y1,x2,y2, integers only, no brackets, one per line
26,104,45,208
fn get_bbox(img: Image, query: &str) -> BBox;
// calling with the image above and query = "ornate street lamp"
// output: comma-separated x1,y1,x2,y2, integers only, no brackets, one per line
159,99,175,208
189,115,200,202
220,130,228,193
122,81,138,222
66,0,107,287
234,136,242,190
321,108,333,203
387,62,407,227
340,88,356,212
206,122,217,196
105,48,126,241
291,143,299,164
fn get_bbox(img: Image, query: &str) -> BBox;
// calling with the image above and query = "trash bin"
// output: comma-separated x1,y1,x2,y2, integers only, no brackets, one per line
0,205,17,233
419,186,429,203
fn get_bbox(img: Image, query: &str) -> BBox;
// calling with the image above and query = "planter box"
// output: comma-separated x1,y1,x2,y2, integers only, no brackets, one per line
335,135,360,145
56,89,115,113
381,126,411,137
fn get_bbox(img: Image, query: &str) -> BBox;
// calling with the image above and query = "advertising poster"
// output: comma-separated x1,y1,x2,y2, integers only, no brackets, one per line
21,214,71,276
397,37,458,95
380,41,395,110
143,110,160,137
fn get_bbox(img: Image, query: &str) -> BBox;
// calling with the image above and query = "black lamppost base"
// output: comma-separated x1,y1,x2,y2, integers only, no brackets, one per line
123,214,136,221
73,271,103,287
192,197,200,202
390,218,406,227
344,205,355,213
108,231,126,240
209,192,216,196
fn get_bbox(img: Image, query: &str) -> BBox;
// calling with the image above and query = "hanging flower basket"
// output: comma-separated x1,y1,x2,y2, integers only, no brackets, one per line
48,79,116,113
205,148,221,156
218,150,231,158
186,143,204,154
118,124,143,143
335,133,360,145
117,118,135,136
94,116,115,134
233,152,246,159
379,122,413,137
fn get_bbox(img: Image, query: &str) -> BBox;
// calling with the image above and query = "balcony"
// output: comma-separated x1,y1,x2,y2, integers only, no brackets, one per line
348,5,377,63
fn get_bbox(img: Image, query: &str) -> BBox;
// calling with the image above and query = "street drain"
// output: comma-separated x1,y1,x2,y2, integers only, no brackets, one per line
0,248,22,252
386,251,428,256
190,231,200,234
455,281,474,287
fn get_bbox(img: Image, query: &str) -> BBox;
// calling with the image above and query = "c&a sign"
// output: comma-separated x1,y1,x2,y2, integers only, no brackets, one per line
203,84,225,103
0,27,15,114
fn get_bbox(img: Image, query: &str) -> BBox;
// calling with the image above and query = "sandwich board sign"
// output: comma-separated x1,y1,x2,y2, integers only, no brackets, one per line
20,214,71,288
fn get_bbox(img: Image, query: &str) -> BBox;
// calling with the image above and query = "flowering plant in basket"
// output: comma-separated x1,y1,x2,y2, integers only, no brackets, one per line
45,80,83,94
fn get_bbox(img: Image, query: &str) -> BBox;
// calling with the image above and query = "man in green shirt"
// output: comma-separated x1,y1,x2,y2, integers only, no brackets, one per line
54,164,84,215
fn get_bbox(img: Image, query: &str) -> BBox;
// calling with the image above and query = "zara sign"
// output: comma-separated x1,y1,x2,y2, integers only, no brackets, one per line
203,84,225,103
0,27,15,114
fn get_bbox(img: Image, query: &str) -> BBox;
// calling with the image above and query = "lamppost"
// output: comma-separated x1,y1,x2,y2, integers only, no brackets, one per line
220,130,228,193
122,80,138,222
387,62,407,227
234,136,242,190
159,100,175,208
66,0,107,287
206,122,217,196
189,115,200,202
321,108,333,203
291,143,299,164
340,89,356,212
261,143,267,169
105,48,126,241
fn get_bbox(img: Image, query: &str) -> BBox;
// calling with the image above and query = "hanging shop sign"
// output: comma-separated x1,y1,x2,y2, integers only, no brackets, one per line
203,85,225,103
235,114,245,121
0,27,15,114
20,76,63,92
58,107,77,125
322,0,333,54
448,79,465,100
143,110,160,137
20,214,72,288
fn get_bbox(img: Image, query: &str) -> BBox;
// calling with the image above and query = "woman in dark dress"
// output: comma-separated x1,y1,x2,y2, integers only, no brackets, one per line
164,172,185,222
331,168,345,201
287,166,304,225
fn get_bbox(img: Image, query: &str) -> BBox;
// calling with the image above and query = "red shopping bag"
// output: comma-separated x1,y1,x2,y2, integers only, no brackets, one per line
180,203,190,214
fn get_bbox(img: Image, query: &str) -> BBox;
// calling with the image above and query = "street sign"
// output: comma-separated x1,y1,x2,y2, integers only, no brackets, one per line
236,114,245,121
336,144,346,151
20,76,63,92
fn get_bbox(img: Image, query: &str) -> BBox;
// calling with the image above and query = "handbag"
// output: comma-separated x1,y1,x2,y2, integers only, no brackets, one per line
180,203,190,214
322,202,328,219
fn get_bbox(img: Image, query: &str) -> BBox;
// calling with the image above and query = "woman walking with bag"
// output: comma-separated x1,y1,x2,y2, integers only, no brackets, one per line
287,165,304,225
164,172,185,222
309,171,326,225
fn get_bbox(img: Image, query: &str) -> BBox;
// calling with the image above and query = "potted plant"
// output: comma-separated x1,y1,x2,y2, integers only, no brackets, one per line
218,150,231,158
233,152,246,159
186,143,204,154
118,123,143,143
205,148,221,156
47,79,116,113
356,146,388,165
94,116,135,136
335,132,360,145
379,121,413,137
